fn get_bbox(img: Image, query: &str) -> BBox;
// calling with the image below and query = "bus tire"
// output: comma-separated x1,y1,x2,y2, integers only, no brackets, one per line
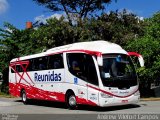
21,90,28,104
66,92,77,110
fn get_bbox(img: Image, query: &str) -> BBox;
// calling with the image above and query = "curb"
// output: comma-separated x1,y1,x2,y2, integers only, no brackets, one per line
0,93,15,98
140,98,160,101
0,95,14,98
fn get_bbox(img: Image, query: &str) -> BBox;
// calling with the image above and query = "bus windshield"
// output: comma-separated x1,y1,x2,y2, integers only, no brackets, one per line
100,54,138,89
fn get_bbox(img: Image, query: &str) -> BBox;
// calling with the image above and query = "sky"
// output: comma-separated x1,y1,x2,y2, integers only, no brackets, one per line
0,0,160,29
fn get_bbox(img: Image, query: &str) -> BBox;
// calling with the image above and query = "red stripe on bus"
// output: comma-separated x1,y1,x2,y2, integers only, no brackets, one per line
128,52,140,57
9,83,97,106
47,49,102,57
87,84,138,98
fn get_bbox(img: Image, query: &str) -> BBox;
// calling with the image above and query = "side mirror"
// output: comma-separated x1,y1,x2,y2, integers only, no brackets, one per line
128,52,144,67
97,53,103,66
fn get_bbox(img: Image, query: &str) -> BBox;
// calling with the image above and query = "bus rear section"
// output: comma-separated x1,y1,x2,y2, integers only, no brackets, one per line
9,54,66,104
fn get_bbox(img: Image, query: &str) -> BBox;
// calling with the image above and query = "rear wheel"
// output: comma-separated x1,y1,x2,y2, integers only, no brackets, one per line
66,92,77,109
21,90,28,104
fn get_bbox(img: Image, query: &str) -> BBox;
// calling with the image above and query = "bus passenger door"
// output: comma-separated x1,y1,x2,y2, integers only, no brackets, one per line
86,55,99,106
66,53,88,104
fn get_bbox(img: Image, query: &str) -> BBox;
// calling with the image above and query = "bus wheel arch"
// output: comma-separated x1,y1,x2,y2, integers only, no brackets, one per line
65,89,77,109
20,89,28,104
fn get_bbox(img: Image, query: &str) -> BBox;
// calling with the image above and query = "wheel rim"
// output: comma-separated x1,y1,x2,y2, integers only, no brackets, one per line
22,92,26,102
69,95,76,106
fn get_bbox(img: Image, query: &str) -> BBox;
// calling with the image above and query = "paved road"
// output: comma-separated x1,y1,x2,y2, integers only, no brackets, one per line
0,97,160,120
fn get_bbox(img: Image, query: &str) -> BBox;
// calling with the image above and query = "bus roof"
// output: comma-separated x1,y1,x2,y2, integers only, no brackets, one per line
10,40,127,62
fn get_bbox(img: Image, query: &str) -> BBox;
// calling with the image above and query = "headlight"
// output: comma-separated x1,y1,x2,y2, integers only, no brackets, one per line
100,92,113,98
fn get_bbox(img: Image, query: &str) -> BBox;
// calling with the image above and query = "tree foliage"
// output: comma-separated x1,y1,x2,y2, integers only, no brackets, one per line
126,12,160,97
0,22,40,72
85,9,145,46
33,0,114,25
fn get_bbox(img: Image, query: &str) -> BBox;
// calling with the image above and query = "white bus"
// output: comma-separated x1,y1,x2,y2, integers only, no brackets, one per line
9,40,144,109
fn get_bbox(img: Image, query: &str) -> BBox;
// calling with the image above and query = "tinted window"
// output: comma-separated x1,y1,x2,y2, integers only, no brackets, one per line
100,54,137,88
67,53,98,86
12,54,64,72
33,56,48,70
26,56,48,71
86,55,99,85
48,54,64,69
27,59,34,71
16,65,23,72
11,65,15,73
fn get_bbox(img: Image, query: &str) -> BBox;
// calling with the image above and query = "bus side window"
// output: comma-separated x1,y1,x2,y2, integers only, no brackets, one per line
72,61,80,71
53,61,60,69
38,57,48,70
32,59,37,71
27,59,34,71
16,65,23,72
67,53,87,80
26,57,48,71
86,55,98,86
11,65,15,73
67,53,98,85
48,54,64,69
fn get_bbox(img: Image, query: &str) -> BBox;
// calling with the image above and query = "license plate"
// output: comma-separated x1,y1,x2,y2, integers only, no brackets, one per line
121,100,128,103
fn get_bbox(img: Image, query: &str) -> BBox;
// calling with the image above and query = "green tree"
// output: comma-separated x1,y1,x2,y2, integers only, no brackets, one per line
0,23,20,70
98,10,145,45
0,22,40,72
31,17,78,49
126,12,160,97
0,22,42,93
32,9,145,48
77,9,145,46
33,0,114,25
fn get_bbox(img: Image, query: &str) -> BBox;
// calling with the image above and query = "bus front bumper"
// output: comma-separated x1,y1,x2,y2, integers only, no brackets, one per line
99,94,140,107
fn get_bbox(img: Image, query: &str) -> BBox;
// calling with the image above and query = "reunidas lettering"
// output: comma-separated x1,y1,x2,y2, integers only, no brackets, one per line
34,71,61,82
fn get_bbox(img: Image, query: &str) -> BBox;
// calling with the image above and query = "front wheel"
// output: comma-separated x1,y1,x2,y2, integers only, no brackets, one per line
21,90,28,104
66,93,77,109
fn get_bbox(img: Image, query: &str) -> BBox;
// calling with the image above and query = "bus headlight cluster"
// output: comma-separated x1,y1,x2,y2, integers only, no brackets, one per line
100,92,113,98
